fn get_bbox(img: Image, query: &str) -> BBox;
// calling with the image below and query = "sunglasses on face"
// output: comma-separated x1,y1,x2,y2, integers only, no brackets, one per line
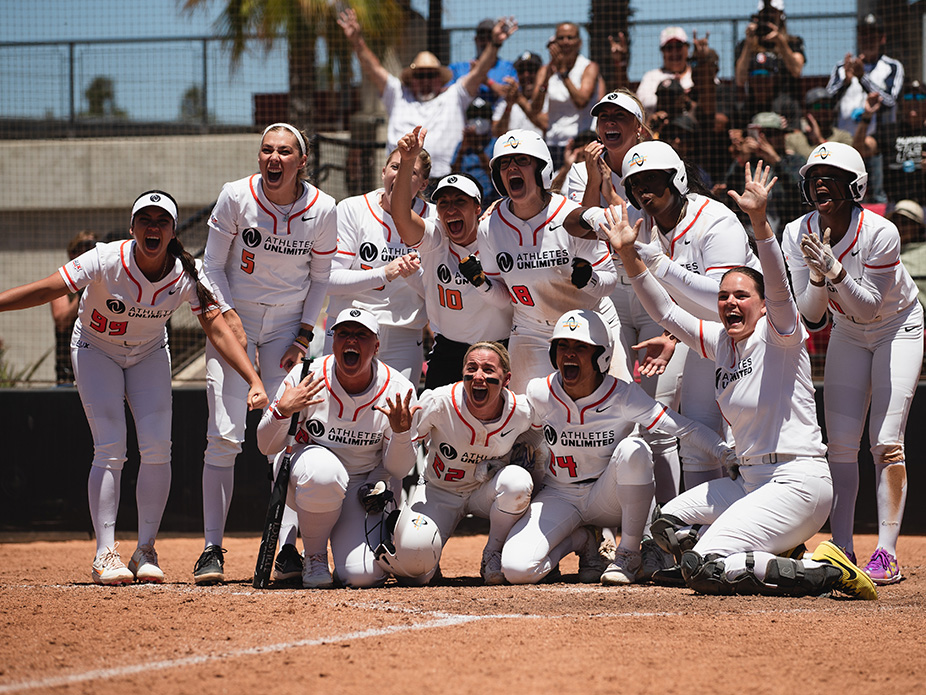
498,154,534,169
903,93,926,101
413,70,439,81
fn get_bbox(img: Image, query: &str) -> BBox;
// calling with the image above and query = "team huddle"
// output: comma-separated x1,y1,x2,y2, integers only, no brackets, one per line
0,100,919,600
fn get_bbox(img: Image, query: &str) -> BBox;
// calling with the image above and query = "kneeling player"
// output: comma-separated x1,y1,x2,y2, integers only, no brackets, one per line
256,308,418,589
377,342,538,585
502,309,732,585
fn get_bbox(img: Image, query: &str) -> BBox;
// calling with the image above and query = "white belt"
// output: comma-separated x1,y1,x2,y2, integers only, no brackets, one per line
738,453,798,466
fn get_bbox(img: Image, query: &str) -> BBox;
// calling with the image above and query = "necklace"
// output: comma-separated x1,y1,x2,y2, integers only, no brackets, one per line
266,183,303,219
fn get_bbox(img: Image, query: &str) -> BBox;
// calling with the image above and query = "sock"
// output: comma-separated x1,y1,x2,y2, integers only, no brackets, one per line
202,463,234,548
88,466,121,556
279,504,300,549
616,481,656,550
874,461,907,556
829,460,860,555
486,505,520,554
297,507,341,556
136,462,171,547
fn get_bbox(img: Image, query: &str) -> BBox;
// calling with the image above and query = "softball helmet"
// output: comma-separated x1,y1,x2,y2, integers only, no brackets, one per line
799,142,868,204
490,129,554,197
374,509,442,579
620,140,689,209
549,309,614,374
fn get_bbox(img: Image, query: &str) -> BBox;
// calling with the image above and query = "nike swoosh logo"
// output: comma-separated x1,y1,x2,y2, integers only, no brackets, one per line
548,223,563,231
905,325,920,332
684,240,691,245
302,215,316,221
500,429,514,437
595,405,611,413
168,288,178,295
850,249,860,256
416,340,423,346
826,554,858,581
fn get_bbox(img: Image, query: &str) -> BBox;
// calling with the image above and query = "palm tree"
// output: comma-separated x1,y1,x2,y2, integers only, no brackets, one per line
183,0,403,135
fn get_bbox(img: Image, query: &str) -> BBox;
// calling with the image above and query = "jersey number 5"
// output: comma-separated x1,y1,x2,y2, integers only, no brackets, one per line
241,249,256,274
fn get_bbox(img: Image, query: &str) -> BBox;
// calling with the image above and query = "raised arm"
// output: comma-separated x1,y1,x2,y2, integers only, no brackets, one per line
459,17,518,98
392,126,428,247
337,8,389,97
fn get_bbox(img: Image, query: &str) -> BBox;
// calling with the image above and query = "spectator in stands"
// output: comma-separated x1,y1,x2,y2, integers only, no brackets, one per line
449,18,517,109
894,201,926,307
492,51,547,138
827,13,904,204
636,27,693,115
646,78,691,138
727,51,799,130
337,9,517,180
50,230,97,385
531,22,601,171
786,87,854,160
734,0,805,101
451,98,498,206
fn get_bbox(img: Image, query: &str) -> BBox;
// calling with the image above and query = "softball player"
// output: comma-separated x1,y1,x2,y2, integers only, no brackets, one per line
467,129,629,393
605,164,876,599
256,308,419,588
617,140,760,488
781,142,923,584
197,123,337,585
563,92,685,511
377,342,535,585
501,309,731,586
324,146,434,386
0,191,267,585
390,126,513,389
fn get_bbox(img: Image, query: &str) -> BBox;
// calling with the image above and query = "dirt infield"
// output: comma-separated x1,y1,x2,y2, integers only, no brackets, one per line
2,532,924,695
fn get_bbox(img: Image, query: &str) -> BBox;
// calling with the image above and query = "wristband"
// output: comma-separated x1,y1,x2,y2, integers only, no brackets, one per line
809,276,825,287
269,401,288,420
293,336,310,353
297,327,314,341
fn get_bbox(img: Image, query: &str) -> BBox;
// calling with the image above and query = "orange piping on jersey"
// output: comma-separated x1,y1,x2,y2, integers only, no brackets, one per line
447,245,466,264
697,320,709,359
151,272,182,305
644,404,670,431
450,381,478,445
591,252,610,267
865,260,900,269
60,264,78,293
836,210,864,263
285,185,321,236
349,362,392,422
668,199,709,257
337,249,356,256
363,191,396,242
533,197,568,245
829,298,845,315
548,373,573,424
249,175,281,235
485,390,518,444
313,246,337,256
579,378,618,425
321,356,344,418
121,241,144,303
498,206,525,245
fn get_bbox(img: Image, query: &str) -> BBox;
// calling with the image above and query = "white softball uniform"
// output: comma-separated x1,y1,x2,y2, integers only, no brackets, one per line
325,190,433,382
781,206,923,555
501,371,725,584
633,235,833,557
565,160,684,501
201,174,337,548
639,193,761,475
389,383,535,582
477,194,628,391
61,239,208,555
256,356,419,588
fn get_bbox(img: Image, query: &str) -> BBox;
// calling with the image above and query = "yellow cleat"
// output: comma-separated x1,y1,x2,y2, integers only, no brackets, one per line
811,540,878,600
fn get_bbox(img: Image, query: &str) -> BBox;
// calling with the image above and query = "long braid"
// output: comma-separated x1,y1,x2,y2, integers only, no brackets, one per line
167,237,217,311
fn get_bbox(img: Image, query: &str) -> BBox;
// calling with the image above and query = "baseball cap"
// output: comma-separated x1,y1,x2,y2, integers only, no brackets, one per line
514,51,542,72
659,26,688,47
757,0,784,10
858,13,882,33
656,78,685,100
749,52,780,76
591,91,644,122
331,308,380,336
751,112,785,130
890,200,925,227
131,190,178,223
433,174,483,204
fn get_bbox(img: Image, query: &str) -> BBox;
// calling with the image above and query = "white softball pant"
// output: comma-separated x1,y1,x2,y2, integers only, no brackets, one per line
501,437,654,584
662,457,833,557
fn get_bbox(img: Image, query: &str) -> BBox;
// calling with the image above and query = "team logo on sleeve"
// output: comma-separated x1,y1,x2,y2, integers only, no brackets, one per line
438,442,458,460
359,242,378,263
242,228,262,248
543,424,558,446
437,264,453,284
307,419,325,438
106,299,126,314
496,252,514,273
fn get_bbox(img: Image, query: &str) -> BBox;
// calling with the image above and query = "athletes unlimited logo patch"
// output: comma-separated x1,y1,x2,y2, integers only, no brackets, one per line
359,242,378,263
543,424,558,446
106,299,126,314
242,228,262,248
437,264,453,284
307,419,325,438
438,442,458,460
496,252,514,273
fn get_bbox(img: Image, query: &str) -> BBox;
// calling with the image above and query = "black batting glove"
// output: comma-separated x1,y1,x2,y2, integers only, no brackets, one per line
358,481,394,514
571,257,593,289
459,254,489,288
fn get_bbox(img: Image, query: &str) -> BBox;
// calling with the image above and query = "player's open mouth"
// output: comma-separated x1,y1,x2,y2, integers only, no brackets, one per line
267,168,283,184
145,234,160,251
562,361,580,381
342,348,360,367
602,128,621,144
507,173,525,194
724,311,744,329
470,385,489,403
446,217,465,236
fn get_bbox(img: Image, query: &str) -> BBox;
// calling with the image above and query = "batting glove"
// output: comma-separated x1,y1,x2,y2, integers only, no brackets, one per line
800,227,843,281
720,445,740,481
571,257,594,289
358,481,394,514
459,254,489,288
634,238,669,278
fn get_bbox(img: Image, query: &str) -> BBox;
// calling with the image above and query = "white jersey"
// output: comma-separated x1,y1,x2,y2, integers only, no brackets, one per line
781,208,919,326
257,355,418,476
643,193,759,320
204,174,337,325
415,382,534,493
478,194,617,330
492,98,546,138
411,217,512,342
60,240,205,351
327,190,432,329
526,372,720,486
